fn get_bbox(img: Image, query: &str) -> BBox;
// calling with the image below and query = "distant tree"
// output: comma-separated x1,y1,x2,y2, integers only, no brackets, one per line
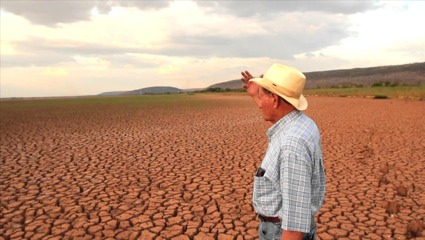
373,95,389,99
207,87,223,92
390,82,399,87
372,81,383,87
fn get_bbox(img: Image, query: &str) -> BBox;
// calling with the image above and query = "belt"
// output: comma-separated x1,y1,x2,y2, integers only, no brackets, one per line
258,214,281,223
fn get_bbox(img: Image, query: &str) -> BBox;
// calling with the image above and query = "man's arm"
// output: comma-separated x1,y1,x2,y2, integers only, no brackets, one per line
281,230,304,240
240,70,261,106
280,151,312,239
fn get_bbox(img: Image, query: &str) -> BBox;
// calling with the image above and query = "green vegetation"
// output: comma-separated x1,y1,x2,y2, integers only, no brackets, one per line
198,87,245,93
1,83,423,115
0,93,245,115
304,85,425,100
199,82,425,100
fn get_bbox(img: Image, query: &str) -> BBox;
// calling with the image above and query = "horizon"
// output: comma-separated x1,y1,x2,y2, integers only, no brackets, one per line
1,1,425,98
1,61,423,99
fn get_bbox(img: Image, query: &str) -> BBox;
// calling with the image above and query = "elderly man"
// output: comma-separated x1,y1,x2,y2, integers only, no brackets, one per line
241,64,326,240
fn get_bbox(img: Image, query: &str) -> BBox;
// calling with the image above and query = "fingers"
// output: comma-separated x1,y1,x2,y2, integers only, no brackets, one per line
240,70,263,94
246,71,254,79
240,75,248,85
241,70,253,79
241,70,254,85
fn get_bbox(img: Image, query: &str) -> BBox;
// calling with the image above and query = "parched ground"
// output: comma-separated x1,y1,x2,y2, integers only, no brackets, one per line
0,94,424,240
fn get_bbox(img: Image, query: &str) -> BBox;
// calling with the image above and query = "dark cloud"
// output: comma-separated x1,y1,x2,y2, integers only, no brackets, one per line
1,0,381,26
3,6,351,67
160,30,347,59
115,1,171,10
1,1,96,26
2,37,160,68
0,0,172,26
1,1,378,67
159,12,351,59
198,1,381,17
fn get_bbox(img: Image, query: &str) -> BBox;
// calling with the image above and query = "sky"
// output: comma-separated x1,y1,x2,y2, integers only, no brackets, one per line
1,0,424,98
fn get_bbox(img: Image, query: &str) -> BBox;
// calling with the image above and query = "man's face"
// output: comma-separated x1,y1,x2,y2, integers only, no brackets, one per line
258,88,275,122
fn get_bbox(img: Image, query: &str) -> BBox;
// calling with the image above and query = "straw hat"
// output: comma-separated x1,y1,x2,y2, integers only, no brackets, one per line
249,63,308,110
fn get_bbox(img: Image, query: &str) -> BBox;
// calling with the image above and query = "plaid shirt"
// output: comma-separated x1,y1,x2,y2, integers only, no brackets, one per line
253,110,326,233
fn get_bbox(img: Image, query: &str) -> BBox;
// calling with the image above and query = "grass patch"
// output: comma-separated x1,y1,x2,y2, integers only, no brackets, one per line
0,94,191,109
0,93,246,115
304,85,425,100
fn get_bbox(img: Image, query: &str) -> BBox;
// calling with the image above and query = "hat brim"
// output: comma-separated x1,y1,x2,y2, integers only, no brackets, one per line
250,77,308,110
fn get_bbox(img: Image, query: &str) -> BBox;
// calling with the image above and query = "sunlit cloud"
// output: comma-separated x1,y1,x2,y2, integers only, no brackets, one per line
42,68,69,77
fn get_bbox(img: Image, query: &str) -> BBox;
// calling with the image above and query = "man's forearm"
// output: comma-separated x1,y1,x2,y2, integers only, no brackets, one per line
245,82,261,107
281,230,304,240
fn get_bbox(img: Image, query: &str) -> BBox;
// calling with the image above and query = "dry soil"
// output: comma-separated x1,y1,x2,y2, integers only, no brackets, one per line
0,95,424,239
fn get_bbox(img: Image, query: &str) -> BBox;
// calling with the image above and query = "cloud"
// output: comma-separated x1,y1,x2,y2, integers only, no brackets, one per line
0,1,388,67
1,0,379,27
1,2,354,70
197,1,380,17
2,35,166,68
1,0,422,98
0,0,172,26
0,1,96,26
161,11,351,59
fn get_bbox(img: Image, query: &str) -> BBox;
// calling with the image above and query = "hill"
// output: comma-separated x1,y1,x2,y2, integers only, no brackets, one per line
98,62,425,96
98,91,127,96
99,86,183,96
207,62,425,90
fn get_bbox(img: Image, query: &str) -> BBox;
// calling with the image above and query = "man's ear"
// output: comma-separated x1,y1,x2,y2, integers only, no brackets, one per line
272,94,280,109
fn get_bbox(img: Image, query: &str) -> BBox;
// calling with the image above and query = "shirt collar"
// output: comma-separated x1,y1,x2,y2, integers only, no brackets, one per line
266,110,301,140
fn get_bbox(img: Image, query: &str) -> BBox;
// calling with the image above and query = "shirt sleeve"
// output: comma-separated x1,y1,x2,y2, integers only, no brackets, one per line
279,150,312,233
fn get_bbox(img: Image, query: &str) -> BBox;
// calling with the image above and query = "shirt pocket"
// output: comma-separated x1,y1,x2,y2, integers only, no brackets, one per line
253,175,276,207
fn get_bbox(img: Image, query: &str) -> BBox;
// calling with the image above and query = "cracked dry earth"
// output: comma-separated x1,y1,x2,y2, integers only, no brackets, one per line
1,94,424,240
